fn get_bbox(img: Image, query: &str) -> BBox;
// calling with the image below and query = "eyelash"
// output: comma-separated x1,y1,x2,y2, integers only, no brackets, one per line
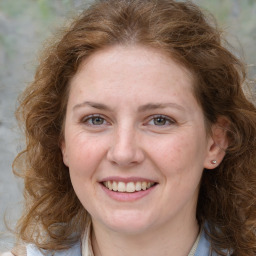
81,114,175,127
146,115,176,127
81,114,109,126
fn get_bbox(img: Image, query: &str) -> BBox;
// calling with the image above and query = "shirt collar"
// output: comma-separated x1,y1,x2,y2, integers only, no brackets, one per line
81,218,208,256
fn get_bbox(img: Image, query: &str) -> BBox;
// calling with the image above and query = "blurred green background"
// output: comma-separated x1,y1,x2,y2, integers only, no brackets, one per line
0,0,255,251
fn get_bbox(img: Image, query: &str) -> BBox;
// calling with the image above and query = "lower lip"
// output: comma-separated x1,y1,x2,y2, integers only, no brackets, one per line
100,183,157,202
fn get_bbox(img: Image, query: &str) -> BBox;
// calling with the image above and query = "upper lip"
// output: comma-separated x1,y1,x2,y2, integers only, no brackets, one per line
100,176,158,183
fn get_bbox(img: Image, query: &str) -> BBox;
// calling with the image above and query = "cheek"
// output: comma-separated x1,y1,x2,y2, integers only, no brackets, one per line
65,133,109,176
147,131,206,176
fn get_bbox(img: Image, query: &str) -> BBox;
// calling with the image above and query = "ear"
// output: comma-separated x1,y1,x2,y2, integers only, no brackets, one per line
204,117,229,169
60,140,69,167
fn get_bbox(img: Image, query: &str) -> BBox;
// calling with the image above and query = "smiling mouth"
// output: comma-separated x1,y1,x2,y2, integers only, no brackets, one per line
102,181,157,193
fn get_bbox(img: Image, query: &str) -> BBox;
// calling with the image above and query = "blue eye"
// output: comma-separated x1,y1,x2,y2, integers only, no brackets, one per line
148,115,175,126
83,115,107,126
91,116,105,125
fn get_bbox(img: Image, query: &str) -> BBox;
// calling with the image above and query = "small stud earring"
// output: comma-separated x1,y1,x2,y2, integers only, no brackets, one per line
211,160,217,164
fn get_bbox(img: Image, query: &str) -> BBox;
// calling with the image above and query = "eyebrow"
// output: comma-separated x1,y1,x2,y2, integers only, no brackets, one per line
73,101,112,111
73,101,185,112
138,103,185,112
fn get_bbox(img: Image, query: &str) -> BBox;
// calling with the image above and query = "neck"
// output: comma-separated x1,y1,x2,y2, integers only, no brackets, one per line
91,217,199,256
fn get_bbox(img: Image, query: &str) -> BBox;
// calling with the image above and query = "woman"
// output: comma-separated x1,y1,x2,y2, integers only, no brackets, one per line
7,0,256,255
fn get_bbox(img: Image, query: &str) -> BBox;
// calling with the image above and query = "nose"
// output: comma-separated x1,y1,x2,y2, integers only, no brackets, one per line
107,126,145,167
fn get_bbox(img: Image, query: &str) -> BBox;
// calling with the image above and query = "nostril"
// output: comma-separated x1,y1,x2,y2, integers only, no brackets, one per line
107,143,145,167
107,147,141,166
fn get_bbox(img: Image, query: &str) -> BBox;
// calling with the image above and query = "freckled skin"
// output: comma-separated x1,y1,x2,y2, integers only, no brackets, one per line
61,45,215,237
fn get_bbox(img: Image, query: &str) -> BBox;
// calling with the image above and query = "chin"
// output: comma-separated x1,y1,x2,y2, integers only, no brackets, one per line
98,209,155,234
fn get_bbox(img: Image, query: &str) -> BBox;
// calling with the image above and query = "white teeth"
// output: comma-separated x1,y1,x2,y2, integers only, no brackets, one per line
103,181,155,193
141,181,147,191
107,181,112,190
126,182,136,192
135,181,142,191
112,181,118,191
117,181,126,192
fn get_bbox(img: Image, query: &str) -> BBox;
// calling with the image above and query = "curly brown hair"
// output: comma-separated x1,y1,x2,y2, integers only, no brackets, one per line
14,0,256,255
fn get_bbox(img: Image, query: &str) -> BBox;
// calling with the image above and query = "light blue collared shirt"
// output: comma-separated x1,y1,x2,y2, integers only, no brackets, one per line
26,228,217,256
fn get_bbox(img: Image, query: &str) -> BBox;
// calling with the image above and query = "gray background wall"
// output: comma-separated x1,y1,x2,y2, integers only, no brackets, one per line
0,0,255,252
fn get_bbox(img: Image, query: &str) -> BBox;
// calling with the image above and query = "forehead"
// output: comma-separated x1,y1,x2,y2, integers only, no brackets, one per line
71,45,195,93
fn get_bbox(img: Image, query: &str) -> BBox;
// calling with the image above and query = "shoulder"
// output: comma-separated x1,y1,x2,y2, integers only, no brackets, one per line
26,242,81,256
1,253,14,256
195,226,231,256
194,228,211,256
2,242,81,256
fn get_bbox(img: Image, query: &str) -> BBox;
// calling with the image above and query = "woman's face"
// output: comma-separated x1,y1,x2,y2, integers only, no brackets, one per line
62,45,215,235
